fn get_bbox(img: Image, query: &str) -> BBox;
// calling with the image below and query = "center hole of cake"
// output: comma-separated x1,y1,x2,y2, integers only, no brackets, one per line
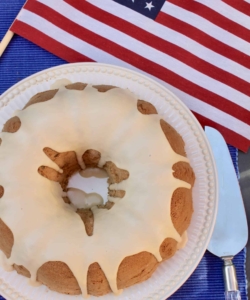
67,168,109,210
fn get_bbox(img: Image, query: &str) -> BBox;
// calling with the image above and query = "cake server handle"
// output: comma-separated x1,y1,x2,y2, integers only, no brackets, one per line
223,257,241,300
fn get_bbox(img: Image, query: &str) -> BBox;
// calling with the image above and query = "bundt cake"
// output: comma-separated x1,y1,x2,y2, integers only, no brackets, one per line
0,83,195,297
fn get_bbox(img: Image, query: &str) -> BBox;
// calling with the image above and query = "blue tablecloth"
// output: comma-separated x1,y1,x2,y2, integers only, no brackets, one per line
0,1,248,299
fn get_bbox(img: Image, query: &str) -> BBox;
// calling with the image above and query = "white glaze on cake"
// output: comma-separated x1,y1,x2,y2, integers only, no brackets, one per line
68,188,104,210
177,231,188,250
68,168,109,209
0,85,190,297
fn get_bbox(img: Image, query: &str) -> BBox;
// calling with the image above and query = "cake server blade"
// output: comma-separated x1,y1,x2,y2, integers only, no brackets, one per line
205,126,248,300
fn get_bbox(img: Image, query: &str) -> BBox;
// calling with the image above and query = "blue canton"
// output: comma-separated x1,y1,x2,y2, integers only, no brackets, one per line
112,0,166,20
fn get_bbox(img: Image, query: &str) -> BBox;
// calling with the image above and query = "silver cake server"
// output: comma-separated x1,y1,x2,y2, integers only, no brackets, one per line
205,126,248,300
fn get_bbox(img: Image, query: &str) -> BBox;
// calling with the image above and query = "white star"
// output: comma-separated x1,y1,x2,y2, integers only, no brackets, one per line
145,1,154,11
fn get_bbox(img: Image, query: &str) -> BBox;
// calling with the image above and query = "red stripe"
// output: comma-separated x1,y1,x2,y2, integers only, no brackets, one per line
167,0,250,43
223,0,250,17
63,0,250,97
156,12,250,70
18,0,250,126
11,20,93,63
193,112,250,152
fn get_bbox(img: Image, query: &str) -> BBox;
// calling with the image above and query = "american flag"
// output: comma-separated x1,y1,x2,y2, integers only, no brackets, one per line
11,0,250,151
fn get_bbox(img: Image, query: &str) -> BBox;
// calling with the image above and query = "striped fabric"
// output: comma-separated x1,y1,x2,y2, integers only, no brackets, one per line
11,0,250,151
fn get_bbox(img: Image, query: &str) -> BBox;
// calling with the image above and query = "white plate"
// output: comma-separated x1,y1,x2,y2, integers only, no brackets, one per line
0,63,218,300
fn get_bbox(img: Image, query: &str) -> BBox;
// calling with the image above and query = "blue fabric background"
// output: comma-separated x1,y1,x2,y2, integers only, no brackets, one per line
0,1,248,299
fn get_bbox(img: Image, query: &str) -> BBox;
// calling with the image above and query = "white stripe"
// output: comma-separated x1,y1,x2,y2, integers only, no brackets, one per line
244,0,250,3
195,0,250,29
16,9,250,139
161,2,250,55
86,0,250,82
35,0,250,110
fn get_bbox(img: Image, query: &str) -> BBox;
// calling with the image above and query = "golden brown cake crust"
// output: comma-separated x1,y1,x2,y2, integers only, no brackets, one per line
2,116,21,133
0,186,4,198
38,147,81,191
160,119,186,157
137,100,158,115
0,219,13,258
24,89,58,109
0,83,195,297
